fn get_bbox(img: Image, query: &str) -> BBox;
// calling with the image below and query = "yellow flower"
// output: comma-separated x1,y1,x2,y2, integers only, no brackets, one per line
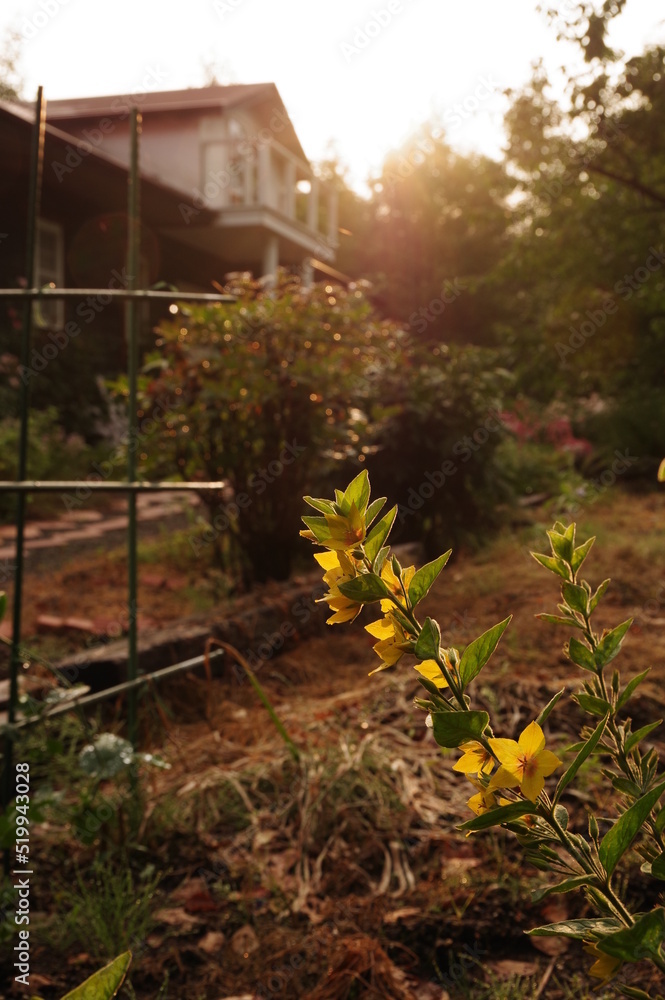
453,740,495,775
583,942,622,985
380,561,415,612
314,550,362,625
323,503,365,551
465,776,510,818
365,613,409,673
413,659,449,689
488,721,561,802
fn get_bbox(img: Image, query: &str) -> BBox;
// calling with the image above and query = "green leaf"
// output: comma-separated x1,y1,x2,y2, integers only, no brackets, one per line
527,917,621,940
617,669,650,711
625,720,662,755
303,495,336,515
548,529,573,563
431,710,489,749
458,616,512,689
612,776,642,798
531,874,594,903
571,536,595,575
417,674,450,701
536,687,566,726
536,613,578,626
554,715,608,804
408,550,452,608
589,578,610,613
364,496,387,529
341,469,370,515
575,693,611,716
599,780,665,876
460,800,538,832
568,637,597,673
365,505,397,564
653,855,665,880
618,987,660,1000
414,617,441,660
657,808,665,835
374,546,390,575
595,619,633,670
599,907,665,963
62,952,132,999
532,551,570,581
562,581,588,614
338,573,389,604
301,515,331,543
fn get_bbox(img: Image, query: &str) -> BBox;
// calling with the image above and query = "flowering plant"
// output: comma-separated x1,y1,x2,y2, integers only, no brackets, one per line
302,470,665,995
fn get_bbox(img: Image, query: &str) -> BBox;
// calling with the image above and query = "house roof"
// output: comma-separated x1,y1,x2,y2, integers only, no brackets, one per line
45,83,309,163
0,98,216,226
45,83,273,117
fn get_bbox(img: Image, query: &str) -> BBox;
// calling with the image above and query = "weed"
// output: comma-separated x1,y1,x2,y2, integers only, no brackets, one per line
46,859,161,959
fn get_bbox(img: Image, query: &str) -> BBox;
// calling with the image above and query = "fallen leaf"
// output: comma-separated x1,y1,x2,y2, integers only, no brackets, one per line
153,907,202,932
531,935,569,956
487,959,539,980
383,907,422,925
66,953,89,966
198,930,226,954
231,924,259,956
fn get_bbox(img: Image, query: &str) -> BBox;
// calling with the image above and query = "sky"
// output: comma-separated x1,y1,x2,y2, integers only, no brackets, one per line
1,0,664,190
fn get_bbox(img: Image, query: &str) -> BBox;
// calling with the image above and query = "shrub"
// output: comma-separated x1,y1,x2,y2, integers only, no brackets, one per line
121,272,404,583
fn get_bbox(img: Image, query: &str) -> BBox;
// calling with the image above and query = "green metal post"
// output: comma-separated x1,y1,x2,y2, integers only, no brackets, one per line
126,109,141,747
2,88,45,860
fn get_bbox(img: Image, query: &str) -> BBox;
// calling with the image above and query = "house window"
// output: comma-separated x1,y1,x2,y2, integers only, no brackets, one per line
33,219,64,330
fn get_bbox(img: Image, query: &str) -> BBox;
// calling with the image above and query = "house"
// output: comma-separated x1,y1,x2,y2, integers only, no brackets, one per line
0,86,342,430
46,83,339,283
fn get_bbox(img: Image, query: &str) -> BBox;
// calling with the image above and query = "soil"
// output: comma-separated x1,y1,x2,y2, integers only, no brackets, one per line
1,487,665,999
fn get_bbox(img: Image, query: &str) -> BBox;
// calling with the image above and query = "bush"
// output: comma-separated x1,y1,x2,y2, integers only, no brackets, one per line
0,407,89,520
120,272,405,583
363,343,513,556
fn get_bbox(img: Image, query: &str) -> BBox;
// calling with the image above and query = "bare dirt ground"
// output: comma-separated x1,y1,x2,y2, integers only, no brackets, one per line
2,487,665,999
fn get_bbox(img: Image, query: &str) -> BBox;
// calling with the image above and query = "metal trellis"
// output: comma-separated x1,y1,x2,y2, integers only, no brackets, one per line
0,88,236,838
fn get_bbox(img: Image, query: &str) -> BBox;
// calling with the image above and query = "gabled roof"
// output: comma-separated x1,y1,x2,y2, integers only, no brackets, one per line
45,83,309,163
45,83,273,118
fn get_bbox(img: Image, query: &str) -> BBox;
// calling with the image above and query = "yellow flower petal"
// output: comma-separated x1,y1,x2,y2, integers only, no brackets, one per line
535,749,562,777
452,740,494,774
365,618,394,640
518,720,545,757
488,737,521,773
314,550,340,571
488,765,520,792
414,659,449,689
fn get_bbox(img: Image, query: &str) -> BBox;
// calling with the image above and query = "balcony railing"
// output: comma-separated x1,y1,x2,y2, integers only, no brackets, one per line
199,137,336,245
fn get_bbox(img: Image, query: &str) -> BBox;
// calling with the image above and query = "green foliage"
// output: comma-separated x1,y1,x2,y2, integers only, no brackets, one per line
61,952,131,1000
120,272,404,583
363,342,513,556
0,407,89,519
48,861,159,959
303,472,665,986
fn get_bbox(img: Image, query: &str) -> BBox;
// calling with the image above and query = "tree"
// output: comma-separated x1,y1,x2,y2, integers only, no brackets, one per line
0,31,23,102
